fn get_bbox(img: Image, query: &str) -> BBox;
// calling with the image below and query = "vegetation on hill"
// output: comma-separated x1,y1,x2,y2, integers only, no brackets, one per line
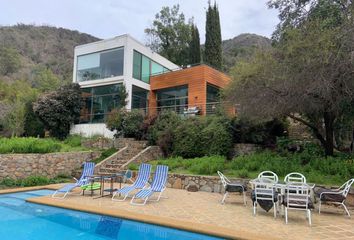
221,33,271,71
0,24,99,84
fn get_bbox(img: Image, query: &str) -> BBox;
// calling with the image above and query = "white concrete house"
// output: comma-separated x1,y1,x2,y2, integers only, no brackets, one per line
70,34,178,138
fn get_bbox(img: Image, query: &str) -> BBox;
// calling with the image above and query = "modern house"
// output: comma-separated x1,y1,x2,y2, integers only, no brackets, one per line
70,34,231,138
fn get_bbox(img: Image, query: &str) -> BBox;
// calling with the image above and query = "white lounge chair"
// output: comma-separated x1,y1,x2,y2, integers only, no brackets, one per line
112,163,151,202
52,162,95,199
130,165,169,205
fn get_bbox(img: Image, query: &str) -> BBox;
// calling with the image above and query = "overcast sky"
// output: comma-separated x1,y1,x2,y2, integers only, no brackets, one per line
0,0,279,42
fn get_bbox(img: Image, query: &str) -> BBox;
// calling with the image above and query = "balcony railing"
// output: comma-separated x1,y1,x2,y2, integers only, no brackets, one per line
78,101,234,124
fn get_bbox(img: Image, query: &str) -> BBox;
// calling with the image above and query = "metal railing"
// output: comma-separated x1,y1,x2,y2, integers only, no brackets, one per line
78,101,234,124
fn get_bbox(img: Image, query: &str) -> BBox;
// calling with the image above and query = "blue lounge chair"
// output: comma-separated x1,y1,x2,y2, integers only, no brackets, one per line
130,165,169,205
52,162,95,199
112,163,151,202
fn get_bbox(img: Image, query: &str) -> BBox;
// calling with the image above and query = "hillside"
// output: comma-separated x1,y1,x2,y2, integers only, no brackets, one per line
0,25,270,84
0,24,99,84
222,33,272,71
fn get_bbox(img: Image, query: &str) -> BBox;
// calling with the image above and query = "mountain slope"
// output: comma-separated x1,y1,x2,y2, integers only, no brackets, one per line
222,33,272,71
0,24,99,83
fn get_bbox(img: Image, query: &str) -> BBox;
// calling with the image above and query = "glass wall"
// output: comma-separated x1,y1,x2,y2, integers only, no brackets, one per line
132,50,170,83
80,84,124,123
132,85,149,110
156,85,188,114
77,47,124,82
206,84,220,114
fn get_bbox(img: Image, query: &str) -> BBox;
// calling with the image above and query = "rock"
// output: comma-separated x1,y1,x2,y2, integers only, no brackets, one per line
200,185,213,192
187,184,198,192
172,178,182,189
213,184,221,193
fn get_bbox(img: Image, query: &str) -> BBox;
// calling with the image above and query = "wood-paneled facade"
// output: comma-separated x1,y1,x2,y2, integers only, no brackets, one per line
149,64,231,115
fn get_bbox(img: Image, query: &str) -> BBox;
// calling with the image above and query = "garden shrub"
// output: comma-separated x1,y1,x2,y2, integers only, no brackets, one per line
173,117,205,158
20,176,50,187
147,111,181,156
107,109,145,139
92,148,117,164
63,134,82,147
200,116,233,157
34,83,81,140
232,118,288,146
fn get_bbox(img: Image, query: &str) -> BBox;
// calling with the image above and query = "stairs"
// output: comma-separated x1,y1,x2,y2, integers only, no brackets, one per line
96,140,148,175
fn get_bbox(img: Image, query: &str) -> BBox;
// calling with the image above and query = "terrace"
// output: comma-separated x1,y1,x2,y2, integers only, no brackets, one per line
20,183,354,240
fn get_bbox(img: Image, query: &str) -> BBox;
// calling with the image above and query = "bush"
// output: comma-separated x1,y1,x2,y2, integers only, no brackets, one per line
200,116,233,157
34,83,81,140
0,137,61,153
63,134,82,147
107,109,145,139
147,111,181,156
232,118,288,146
173,118,205,158
92,148,117,164
20,176,50,187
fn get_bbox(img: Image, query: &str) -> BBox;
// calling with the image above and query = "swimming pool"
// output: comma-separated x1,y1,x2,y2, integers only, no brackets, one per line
0,190,223,240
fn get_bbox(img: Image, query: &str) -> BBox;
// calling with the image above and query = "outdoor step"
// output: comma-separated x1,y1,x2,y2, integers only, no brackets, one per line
98,168,120,174
104,164,123,168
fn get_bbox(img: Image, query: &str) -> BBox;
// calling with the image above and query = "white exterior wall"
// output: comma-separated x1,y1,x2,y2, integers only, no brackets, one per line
71,34,179,138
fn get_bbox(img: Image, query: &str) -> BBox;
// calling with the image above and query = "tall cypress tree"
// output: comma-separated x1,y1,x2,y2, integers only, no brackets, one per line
205,2,222,70
189,24,201,65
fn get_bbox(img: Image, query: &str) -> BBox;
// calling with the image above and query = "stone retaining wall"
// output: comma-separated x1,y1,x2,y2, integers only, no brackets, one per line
0,151,100,180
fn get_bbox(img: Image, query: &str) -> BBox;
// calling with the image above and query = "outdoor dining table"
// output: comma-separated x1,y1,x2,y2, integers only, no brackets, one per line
86,173,125,198
249,179,316,216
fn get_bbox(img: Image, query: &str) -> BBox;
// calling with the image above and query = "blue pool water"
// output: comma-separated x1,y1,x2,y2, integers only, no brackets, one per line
0,190,223,240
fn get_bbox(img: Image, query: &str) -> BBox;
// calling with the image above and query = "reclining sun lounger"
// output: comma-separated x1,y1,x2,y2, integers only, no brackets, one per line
112,163,151,202
52,162,95,199
130,165,168,205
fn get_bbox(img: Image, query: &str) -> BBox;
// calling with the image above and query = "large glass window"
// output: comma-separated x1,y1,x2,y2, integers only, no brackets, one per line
77,47,124,82
132,85,149,111
80,84,124,123
206,84,220,114
132,50,170,83
156,85,188,114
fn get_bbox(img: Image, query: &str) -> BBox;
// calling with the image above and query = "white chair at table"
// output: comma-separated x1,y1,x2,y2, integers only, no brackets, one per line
258,171,279,184
253,179,278,218
284,172,306,184
284,182,312,226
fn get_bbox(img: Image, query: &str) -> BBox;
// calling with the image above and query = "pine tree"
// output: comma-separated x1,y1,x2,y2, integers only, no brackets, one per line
189,24,201,65
205,2,222,70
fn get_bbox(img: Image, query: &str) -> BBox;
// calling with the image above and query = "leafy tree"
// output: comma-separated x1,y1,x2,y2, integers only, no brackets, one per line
226,14,354,155
23,101,45,137
0,80,38,137
145,4,192,66
34,83,81,139
30,66,61,92
0,47,21,75
189,24,201,64
205,2,223,69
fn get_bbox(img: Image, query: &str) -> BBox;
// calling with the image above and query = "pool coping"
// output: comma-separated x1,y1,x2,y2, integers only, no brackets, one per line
1,185,279,240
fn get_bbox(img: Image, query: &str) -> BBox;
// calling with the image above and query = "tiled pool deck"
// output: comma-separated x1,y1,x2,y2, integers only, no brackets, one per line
5,184,354,240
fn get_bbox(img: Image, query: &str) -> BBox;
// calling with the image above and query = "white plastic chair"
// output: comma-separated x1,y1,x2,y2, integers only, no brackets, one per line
217,171,246,205
284,183,312,226
253,180,278,218
258,171,279,184
319,178,354,217
284,172,306,184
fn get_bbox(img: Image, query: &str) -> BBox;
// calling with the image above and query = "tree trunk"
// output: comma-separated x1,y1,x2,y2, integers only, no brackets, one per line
323,111,335,156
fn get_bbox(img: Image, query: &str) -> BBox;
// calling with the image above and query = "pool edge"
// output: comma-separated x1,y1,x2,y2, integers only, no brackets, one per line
26,194,278,240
